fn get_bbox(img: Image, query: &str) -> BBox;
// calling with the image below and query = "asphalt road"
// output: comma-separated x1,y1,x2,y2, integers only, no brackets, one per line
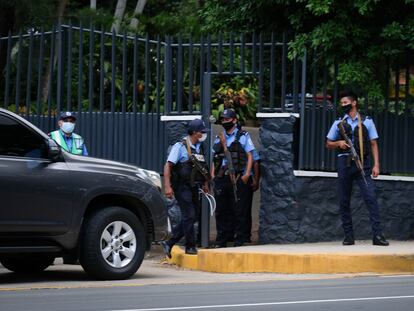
1,256,414,311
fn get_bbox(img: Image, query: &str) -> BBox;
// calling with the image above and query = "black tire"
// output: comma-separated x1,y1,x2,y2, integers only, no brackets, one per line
79,206,146,280
0,254,55,273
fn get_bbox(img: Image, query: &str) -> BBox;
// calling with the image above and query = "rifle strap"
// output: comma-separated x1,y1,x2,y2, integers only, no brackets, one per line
357,113,364,167
185,136,192,157
219,131,227,151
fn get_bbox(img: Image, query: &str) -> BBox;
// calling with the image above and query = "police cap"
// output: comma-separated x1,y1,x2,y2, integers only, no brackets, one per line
59,111,76,121
220,108,237,119
188,118,210,133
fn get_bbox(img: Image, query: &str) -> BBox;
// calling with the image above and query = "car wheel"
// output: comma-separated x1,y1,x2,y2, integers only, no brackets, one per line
0,254,55,273
80,206,146,280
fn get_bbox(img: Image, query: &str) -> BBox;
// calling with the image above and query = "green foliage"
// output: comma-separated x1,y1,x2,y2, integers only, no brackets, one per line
353,0,381,15
74,8,115,29
337,62,370,85
211,76,258,124
0,0,56,32
134,0,202,36
2,0,414,114
200,0,414,102
302,0,333,16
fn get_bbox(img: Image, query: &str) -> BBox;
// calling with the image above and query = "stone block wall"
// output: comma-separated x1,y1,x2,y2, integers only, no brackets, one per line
165,121,189,147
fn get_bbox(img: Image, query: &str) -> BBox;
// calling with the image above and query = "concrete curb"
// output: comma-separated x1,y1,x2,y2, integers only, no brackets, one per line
167,246,414,274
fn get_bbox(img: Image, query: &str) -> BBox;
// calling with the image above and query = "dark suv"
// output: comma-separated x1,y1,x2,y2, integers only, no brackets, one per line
0,108,168,280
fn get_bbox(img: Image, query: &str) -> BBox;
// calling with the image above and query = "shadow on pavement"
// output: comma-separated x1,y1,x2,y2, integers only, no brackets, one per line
0,248,167,285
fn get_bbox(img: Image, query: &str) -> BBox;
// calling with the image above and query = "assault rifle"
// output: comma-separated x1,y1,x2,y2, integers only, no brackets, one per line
219,132,239,202
189,154,211,183
337,121,368,186
185,138,213,192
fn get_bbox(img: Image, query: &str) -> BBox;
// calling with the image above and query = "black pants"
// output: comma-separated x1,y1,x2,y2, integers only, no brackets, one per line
337,156,382,237
214,175,251,244
167,183,201,248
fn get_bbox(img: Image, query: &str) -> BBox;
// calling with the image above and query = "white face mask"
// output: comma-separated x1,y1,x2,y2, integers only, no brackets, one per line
61,122,75,134
199,133,207,142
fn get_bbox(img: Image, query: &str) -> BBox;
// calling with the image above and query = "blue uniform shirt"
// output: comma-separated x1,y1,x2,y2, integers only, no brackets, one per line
167,137,201,164
252,148,260,162
326,113,378,157
61,130,88,156
213,128,255,168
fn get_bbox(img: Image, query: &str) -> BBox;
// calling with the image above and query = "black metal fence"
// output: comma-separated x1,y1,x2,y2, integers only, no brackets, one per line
0,24,412,174
0,24,168,171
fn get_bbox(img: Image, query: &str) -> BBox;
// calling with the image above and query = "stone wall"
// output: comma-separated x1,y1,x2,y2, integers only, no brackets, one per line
165,121,189,147
258,116,414,243
258,117,298,243
293,177,414,242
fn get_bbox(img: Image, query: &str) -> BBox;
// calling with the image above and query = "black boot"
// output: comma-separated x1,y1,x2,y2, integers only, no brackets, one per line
214,240,227,248
373,235,389,246
342,235,355,245
185,246,198,255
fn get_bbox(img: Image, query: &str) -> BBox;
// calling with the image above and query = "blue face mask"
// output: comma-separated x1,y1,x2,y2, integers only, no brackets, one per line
61,122,75,134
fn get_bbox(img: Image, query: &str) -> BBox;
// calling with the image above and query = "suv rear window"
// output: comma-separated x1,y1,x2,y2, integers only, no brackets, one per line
0,114,47,159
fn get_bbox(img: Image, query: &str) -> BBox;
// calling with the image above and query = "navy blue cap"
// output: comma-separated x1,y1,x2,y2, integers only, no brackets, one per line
220,108,237,119
59,111,76,121
188,118,210,133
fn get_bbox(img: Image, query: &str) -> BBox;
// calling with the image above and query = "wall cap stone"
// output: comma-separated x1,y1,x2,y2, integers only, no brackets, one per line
294,170,414,182
161,115,202,121
256,112,300,118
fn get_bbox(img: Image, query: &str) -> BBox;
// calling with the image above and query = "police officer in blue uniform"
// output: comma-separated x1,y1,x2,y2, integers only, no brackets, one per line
212,109,254,247
49,112,88,156
326,91,389,246
161,119,210,257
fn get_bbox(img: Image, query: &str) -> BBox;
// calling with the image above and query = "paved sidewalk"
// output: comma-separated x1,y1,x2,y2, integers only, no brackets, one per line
167,240,414,274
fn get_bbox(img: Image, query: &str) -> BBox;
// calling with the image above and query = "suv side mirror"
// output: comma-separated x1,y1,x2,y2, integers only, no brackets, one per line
47,138,62,161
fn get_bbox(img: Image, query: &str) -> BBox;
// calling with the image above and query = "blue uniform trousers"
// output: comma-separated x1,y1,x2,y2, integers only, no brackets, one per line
167,182,201,248
337,156,382,237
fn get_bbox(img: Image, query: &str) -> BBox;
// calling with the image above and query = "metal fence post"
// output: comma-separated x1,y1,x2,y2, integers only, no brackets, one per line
25,29,34,117
164,36,172,114
201,72,212,248
298,49,307,170
14,31,23,114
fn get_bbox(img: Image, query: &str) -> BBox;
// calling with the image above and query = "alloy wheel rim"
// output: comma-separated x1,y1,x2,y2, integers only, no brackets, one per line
100,221,137,268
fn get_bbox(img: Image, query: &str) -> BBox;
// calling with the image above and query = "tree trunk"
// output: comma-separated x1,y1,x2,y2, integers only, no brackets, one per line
129,0,147,31
111,0,128,34
90,0,97,10
41,0,68,103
